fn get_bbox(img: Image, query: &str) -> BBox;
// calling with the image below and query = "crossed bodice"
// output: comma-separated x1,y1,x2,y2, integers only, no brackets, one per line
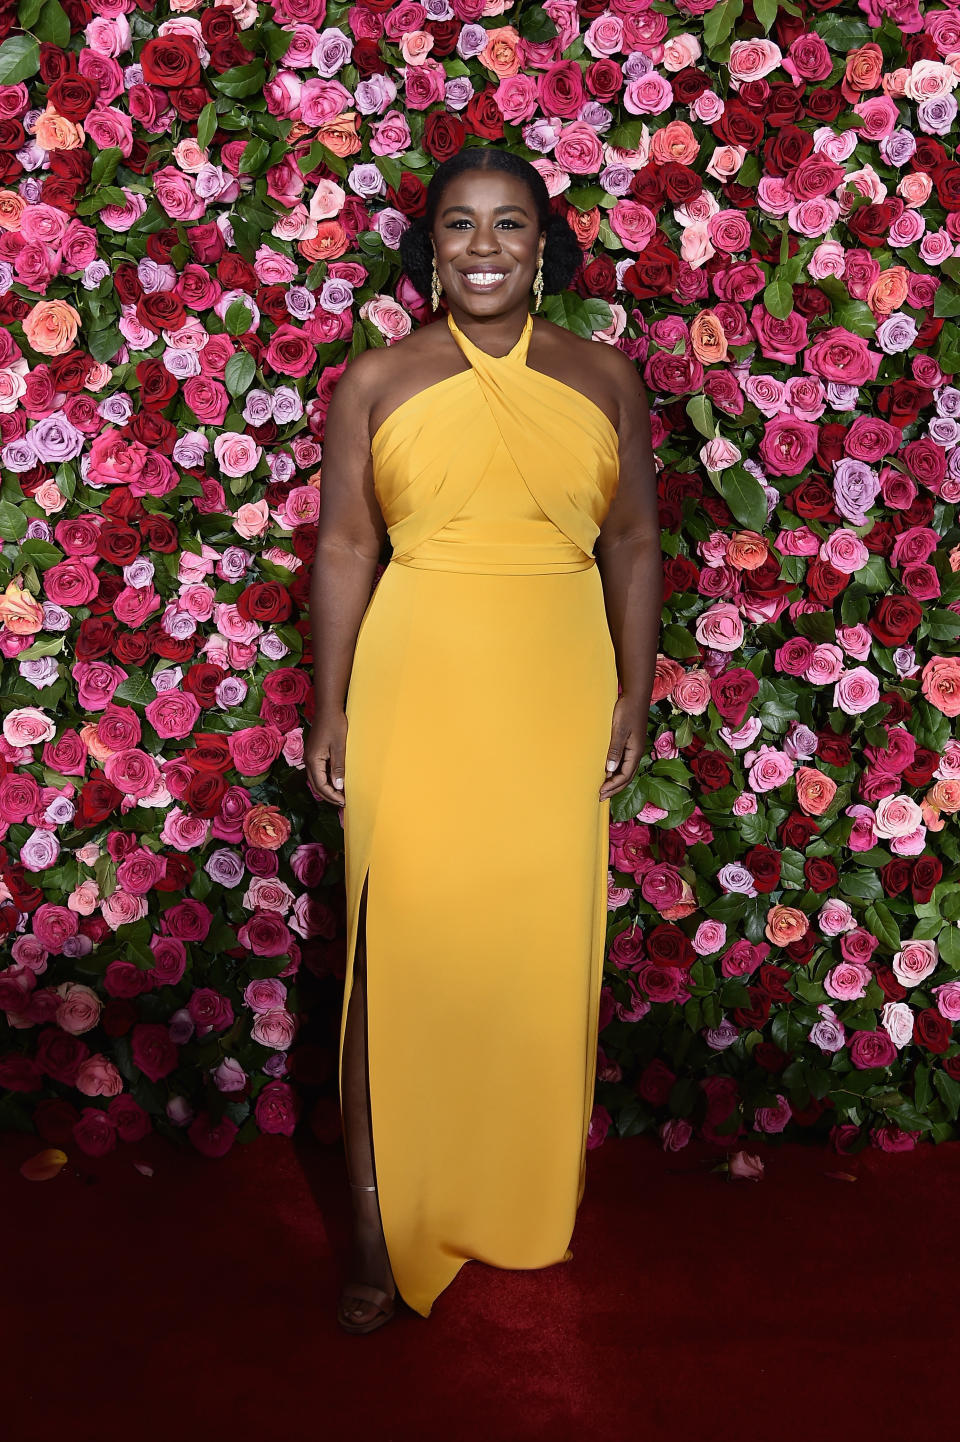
370,310,620,576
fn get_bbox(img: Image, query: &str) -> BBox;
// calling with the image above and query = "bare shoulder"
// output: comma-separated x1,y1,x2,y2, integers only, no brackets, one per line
532,315,645,430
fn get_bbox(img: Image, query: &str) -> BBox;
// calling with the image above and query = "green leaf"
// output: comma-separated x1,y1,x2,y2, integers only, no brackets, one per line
111,669,157,707
238,137,270,175
685,393,715,440
224,299,253,335
224,351,256,397
704,0,743,51
90,147,122,189
18,0,44,27
817,13,873,50
934,1068,960,1122
0,497,27,542
88,328,123,364
937,923,960,971
196,101,217,152
933,285,960,320
763,278,793,321
866,902,901,953
715,466,767,531
212,61,266,99
517,3,558,42
662,623,700,659
17,538,62,570
33,0,70,46
754,0,778,32
0,34,39,84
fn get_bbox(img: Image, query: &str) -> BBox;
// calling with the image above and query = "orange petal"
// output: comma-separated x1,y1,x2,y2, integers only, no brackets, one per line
20,1148,68,1181
823,1170,858,1182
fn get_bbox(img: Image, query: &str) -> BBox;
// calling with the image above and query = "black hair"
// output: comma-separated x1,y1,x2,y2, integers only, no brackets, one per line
398,147,584,303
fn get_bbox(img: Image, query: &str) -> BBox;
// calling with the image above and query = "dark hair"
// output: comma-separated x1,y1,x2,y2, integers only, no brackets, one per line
398,148,583,303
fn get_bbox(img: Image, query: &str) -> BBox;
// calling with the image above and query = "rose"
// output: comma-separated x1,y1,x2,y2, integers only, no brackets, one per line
794,767,837,816
892,941,938,987
849,1030,897,1070
922,657,960,717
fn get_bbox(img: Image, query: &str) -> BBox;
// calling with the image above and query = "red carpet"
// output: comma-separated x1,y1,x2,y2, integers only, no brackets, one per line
4,1126,957,1442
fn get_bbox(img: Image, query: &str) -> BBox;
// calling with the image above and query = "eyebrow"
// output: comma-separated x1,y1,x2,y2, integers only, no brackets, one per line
440,204,529,217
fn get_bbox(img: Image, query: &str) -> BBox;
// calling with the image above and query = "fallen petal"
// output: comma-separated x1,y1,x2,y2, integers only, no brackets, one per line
20,1149,68,1182
133,1162,154,1177
823,1171,858,1182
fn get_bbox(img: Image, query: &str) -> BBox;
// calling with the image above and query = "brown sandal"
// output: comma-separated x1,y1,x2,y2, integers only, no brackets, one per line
337,1280,396,1334
338,1181,397,1334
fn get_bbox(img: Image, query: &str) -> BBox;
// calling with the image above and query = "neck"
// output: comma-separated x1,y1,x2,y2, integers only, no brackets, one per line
447,307,531,356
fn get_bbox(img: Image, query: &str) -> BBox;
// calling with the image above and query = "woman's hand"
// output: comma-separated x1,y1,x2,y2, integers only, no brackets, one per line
305,710,348,806
599,694,648,802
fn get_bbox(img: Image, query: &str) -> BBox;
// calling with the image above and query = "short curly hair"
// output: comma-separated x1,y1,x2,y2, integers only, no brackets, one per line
398,147,583,303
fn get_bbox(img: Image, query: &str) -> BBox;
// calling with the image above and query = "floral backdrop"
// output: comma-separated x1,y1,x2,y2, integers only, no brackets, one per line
0,0,959,1162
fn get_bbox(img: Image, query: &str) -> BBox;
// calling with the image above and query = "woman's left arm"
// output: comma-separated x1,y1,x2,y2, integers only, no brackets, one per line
594,354,663,802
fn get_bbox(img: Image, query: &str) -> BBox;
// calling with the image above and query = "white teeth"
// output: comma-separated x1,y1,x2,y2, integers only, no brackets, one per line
465,272,505,284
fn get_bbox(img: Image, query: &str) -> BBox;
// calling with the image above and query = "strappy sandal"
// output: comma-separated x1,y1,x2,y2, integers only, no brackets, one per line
338,1182,398,1335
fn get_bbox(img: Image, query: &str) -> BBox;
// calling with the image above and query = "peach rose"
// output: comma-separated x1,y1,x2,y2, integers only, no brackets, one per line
765,905,809,947
242,804,293,850
478,26,520,78
922,656,960,717
652,654,685,704
844,43,884,94
866,267,909,315
33,106,85,151
23,299,81,356
690,310,728,364
0,189,26,231
650,120,699,166
927,779,960,815
726,532,768,571
0,581,44,634
794,766,838,816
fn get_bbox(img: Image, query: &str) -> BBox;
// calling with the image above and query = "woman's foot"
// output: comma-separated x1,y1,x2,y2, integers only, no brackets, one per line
338,1183,397,1331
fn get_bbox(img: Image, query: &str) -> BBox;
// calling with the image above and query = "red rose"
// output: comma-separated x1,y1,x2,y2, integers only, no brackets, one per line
184,733,232,771
182,666,227,709
136,358,179,411
874,964,908,1002
662,554,699,599
624,234,680,299
140,514,179,552
910,856,942,904
136,291,187,334
75,774,124,828
816,730,852,767
903,747,939,787
131,1022,179,1081
465,86,504,141
95,523,141,567
690,749,731,792
914,1008,951,1054
784,931,816,965
804,857,839,892
186,771,228,817
236,581,292,623
140,35,203,89
880,858,911,896
778,811,820,850
789,479,836,520
709,668,759,728
635,1057,675,1106
46,75,98,121
754,1042,789,1073
744,845,781,893
806,558,848,604
424,110,465,162
644,923,695,970
733,988,771,1029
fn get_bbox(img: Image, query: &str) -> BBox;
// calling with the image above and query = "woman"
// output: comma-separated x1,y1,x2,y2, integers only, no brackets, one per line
306,148,662,1334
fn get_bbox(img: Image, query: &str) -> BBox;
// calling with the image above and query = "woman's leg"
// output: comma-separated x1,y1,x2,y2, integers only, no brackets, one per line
339,876,396,1323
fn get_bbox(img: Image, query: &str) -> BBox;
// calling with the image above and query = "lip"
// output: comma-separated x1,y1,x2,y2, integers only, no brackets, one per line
458,268,510,292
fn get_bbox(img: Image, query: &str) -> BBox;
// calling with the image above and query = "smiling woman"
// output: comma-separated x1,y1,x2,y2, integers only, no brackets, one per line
306,148,662,1333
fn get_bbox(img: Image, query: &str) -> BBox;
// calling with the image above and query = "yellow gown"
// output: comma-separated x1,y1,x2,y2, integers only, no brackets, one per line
338,308,620,1317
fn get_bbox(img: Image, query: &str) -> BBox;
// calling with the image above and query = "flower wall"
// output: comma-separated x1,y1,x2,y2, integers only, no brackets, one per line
0,0,959,1161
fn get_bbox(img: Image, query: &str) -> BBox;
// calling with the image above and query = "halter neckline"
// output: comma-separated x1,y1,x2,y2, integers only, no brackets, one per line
446,310,533,365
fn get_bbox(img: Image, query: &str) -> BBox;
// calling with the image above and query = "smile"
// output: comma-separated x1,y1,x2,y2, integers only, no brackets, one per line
460,271,508,290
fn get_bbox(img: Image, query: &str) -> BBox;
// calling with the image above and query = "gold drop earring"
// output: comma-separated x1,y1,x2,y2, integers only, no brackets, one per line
533,254,544,312
431,252,442,312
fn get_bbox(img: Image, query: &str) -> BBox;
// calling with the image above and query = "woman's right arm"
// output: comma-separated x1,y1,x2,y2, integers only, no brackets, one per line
305,353,388,806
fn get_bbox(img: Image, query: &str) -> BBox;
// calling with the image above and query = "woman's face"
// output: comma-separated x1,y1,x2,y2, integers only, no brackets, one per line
432,170,544,315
